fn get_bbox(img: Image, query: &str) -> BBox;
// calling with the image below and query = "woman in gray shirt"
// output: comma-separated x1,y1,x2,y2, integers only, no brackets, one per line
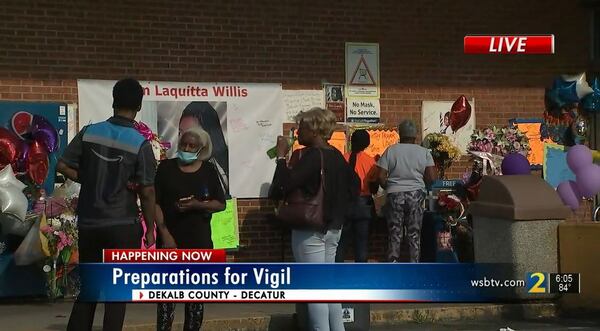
376,120,437,262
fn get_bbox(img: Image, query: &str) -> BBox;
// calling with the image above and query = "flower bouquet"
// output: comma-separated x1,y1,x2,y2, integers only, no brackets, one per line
422,133,462,179
134,121,170,162
467,125,531,175
40,207,78,300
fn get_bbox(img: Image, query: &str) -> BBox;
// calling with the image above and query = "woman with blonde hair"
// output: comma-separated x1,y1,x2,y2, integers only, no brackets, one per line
272,107,353,331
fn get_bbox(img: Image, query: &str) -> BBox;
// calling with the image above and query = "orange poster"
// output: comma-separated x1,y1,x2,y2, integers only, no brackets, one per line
292,131,346,154
363,129,399,159
515,122,545,166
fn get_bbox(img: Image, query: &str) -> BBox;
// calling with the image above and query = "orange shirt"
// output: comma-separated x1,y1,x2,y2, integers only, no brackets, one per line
344,151,378,196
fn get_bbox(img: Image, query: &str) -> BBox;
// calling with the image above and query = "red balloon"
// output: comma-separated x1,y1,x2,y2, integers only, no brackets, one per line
449,95,472,133
0,127,20,169
27,140,49,185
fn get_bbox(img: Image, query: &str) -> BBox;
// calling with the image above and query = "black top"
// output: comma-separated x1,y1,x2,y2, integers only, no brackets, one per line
60,116,156,227
273,147,354,231
155,158,226,249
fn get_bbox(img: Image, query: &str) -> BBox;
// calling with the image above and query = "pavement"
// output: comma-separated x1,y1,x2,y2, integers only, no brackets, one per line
0,301,562,331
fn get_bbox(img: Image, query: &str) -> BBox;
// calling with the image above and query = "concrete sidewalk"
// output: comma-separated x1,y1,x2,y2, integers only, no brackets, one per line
0,301,556,331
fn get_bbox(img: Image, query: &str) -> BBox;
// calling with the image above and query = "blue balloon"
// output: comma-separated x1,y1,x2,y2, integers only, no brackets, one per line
557,80,579,104
546,88,566,109
582,93,600,113
590,77,600,93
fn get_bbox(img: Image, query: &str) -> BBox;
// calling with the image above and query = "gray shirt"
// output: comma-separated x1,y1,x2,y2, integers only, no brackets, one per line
377,143,435,193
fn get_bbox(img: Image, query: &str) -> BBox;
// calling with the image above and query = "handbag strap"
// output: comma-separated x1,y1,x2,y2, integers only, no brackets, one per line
317,148,325,194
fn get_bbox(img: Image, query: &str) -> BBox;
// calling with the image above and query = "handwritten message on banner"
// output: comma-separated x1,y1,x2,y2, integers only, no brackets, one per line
211,199,239,250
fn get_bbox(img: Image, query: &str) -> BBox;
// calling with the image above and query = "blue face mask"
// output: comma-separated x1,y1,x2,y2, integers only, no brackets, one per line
177,150,199,164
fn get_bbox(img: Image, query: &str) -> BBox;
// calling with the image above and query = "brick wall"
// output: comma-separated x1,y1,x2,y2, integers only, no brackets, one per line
0,0,595,261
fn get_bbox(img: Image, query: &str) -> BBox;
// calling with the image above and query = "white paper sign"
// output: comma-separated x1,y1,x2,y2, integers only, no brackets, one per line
282,90,323,123
347,98,380,123
346,43,380,97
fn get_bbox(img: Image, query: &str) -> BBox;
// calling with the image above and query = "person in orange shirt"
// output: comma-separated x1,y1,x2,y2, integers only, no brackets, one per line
336,129,378,262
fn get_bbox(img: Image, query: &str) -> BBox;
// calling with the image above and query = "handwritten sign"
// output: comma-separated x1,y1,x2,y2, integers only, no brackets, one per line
292,131,346,155
364,129,399,158
282,90,324,123
211,199,239,249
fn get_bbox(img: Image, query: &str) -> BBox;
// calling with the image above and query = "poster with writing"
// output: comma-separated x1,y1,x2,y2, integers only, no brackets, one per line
364,129,399,159
292,131,346,155
282,90,324,123
211,199,239,250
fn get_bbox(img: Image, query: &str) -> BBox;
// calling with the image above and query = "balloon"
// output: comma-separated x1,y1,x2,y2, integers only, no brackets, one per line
14,139,29,174
582,92,600,113
0,184,28,221
0,213,34,237
27,141,49,185
570,115,589,144
576,164,600,198
545,87,566,109
567,144,593,173
556,80,579,104
561,73,594,99
557,180,582,211
0,165,26,191
501,153,531,175
449,95,472,132
0,127,20,169
31,115,59,153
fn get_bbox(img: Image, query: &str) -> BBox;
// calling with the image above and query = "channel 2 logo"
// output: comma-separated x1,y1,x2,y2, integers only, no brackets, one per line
526,272,549,294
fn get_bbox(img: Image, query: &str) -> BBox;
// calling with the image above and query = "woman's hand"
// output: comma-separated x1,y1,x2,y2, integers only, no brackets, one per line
176,197,203,212
276,136,290,158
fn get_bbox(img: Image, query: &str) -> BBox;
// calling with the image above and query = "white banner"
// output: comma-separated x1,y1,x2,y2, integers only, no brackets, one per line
77,80,284,198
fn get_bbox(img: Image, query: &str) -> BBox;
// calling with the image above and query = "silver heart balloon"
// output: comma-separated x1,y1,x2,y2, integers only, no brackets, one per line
0,165,26,191
571,115,589,143
0,212,35,237
0,184,28,221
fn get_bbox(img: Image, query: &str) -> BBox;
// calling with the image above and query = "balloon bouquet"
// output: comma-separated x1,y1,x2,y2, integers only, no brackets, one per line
0,112,60,264
542,74,599,145
557,145,600,212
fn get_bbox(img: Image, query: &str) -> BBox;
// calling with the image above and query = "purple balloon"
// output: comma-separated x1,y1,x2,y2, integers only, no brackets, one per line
567,144,592,173
31,115,59,153
557,180,582,210
501,153,531,175
576,164,600,198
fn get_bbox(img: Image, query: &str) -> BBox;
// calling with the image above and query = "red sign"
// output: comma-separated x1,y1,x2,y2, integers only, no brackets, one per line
464,35,554,54
103,249,226,263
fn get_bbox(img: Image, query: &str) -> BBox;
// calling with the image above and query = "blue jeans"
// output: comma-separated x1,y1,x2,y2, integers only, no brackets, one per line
336,196,373,262
292,229,345,331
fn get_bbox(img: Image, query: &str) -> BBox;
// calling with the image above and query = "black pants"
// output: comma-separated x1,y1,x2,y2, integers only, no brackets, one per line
68,223,142,331
336,196,374,263
157,302,204,331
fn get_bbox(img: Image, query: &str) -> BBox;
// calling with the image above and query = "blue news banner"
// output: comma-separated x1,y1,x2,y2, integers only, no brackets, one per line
76,263,548,302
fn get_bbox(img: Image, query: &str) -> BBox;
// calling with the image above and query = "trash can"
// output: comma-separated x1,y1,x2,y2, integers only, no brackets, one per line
296,303,370,331
469,175,570,298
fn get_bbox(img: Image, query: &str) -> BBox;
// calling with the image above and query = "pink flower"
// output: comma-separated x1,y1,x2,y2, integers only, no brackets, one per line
513,142,521,150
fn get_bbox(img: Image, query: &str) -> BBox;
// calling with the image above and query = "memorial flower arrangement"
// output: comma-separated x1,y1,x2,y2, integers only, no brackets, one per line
40,202,78,299
422,133,462,179
468,126,531,157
